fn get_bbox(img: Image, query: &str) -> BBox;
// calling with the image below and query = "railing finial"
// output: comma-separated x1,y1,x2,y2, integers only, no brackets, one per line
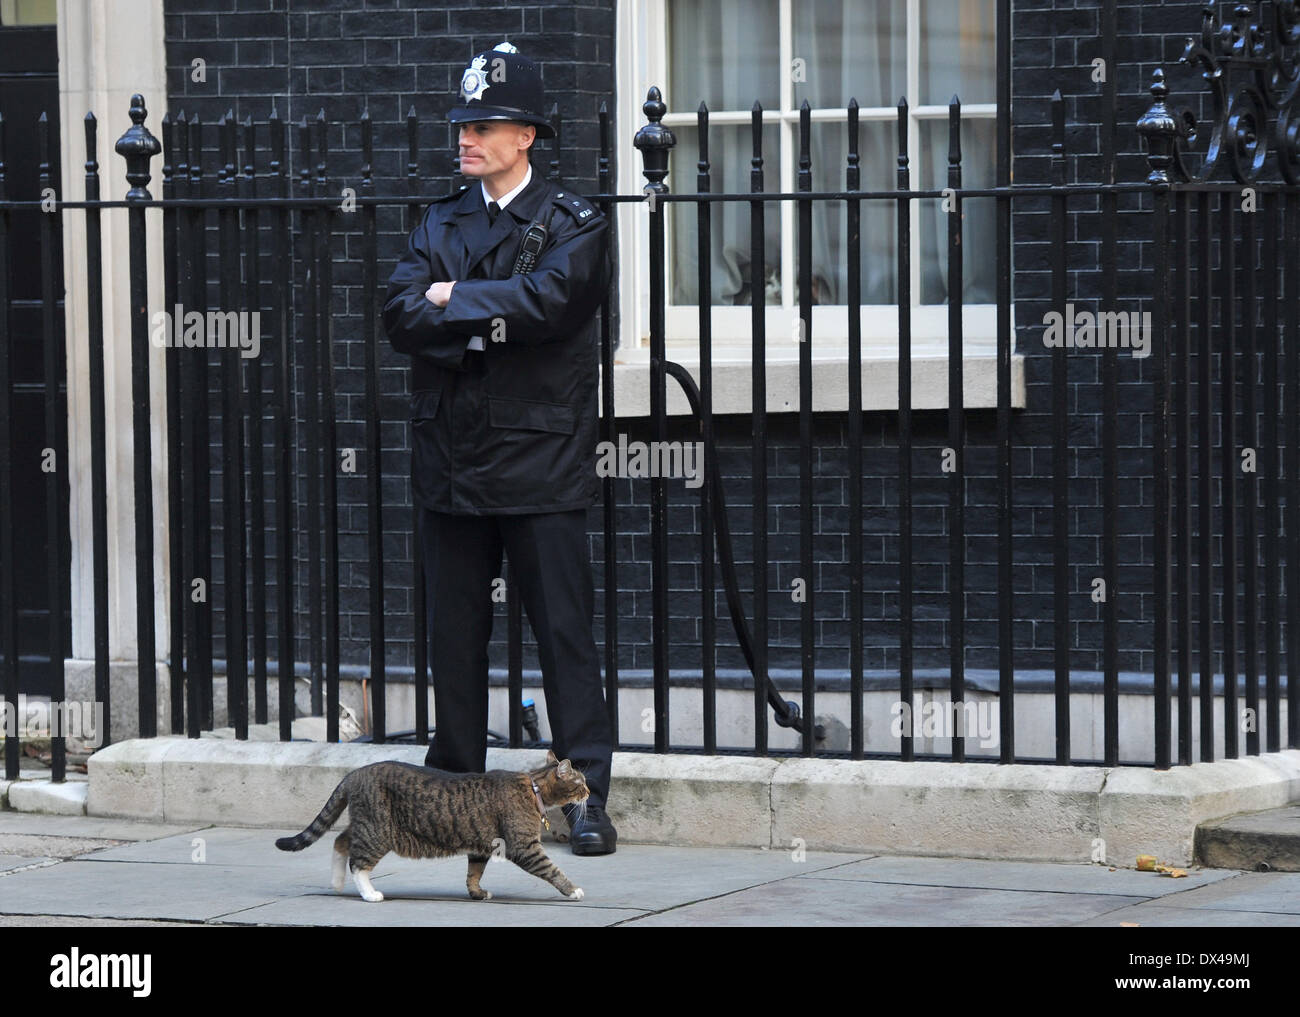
114,93,161,201
1137,69,1179,186
634,86,676,194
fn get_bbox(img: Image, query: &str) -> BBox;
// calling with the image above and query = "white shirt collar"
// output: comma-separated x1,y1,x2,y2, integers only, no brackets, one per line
481,162,532,213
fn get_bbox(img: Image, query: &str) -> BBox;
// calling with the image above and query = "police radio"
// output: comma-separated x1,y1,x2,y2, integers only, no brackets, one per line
512,198,557,275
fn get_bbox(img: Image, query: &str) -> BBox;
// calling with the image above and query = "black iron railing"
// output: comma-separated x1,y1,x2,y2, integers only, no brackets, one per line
2,0,1300,778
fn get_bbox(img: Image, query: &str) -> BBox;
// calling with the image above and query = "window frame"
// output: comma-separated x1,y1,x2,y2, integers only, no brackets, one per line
614,0,1001,364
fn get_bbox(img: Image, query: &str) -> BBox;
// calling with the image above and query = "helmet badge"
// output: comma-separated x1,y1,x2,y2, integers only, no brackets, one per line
459,54,491,103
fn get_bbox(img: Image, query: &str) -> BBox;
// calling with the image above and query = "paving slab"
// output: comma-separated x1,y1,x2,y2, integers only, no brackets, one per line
1074,903,1300,926
1139,871,1300,915
219,894,644,927
0,916,203,927
82,828,535,887
806,855,1239,898
0,811,202,841
14,835,624,916
361,845,866,910
87,830,870,911
0,833,127,858
379,843,867,909
622,876,1139,926
0,855,55,873
87,827,308,868
0,859,323,922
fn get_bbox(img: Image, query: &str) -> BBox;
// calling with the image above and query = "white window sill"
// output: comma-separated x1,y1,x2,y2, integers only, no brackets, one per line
602,346,1027,418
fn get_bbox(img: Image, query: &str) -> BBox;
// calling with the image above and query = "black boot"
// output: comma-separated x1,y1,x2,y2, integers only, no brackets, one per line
563,803,617,855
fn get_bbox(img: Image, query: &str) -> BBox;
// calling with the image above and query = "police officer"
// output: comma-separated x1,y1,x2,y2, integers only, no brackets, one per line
382,42,616,854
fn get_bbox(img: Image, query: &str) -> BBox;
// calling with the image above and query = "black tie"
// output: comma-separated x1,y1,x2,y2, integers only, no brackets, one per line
488,201,501,225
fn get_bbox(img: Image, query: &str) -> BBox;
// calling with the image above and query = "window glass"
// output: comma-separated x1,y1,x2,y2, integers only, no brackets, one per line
919,116,996,304
0,0,57,25
792,0,905,111
668,0,780,111
668,123,782,305
795,120,900,305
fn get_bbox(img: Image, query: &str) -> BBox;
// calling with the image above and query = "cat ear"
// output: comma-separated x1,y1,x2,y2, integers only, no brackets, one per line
556,759,571,776
546,749,558,765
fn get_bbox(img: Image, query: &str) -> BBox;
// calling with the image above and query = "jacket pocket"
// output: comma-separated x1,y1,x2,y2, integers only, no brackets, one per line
487,395,576,434
410,387,443,421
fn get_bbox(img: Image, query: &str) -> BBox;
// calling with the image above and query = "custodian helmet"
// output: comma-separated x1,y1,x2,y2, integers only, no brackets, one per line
447,41,556,139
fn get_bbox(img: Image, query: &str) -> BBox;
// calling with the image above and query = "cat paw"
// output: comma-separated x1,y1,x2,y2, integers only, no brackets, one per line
567,887,585,901
360,890,385,903
332,877,346,892
468,889,493,901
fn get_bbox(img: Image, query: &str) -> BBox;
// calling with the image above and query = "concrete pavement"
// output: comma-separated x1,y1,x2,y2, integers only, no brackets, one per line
0,811,1296,926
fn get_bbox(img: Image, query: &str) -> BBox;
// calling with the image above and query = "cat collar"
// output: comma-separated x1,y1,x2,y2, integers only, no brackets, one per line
529,778,550,830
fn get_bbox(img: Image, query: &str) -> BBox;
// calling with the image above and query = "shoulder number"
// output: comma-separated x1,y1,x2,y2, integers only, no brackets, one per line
552,189,599,222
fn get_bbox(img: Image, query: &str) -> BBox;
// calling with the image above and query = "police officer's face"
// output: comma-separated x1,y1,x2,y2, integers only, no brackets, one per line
458,121,535,180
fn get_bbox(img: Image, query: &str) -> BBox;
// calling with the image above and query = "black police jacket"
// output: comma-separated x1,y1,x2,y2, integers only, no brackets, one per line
382,168,609,515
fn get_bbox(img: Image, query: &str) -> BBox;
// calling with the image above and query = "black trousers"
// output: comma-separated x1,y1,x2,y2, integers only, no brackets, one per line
418,505,613,809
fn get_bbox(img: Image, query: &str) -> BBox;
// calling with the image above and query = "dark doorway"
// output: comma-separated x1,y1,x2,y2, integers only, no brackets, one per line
0,11,69,697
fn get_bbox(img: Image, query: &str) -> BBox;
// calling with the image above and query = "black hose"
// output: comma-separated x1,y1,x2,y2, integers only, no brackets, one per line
367,364,821,746
664,361,822,740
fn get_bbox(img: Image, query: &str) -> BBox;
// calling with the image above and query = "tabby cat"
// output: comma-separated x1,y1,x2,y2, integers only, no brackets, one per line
275,750,591,903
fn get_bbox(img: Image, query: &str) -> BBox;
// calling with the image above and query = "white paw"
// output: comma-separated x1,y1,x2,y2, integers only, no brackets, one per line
361,890,384,903
480,890,493,901
568,887,585,900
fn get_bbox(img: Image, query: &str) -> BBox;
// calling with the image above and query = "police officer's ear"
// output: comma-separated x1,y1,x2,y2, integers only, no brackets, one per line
517,122,536,153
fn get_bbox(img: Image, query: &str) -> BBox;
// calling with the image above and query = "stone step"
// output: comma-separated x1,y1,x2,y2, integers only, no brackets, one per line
1,770,89,813
84,738,1300,866
1196,806,1300,872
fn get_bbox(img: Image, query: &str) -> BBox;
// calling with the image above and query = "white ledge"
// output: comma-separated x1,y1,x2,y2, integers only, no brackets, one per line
602,349,1027,418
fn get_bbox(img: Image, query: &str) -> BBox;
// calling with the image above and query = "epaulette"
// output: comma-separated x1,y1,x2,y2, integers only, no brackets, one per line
551,188,600,222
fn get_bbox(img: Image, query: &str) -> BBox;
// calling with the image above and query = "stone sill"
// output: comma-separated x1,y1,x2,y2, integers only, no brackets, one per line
602,348,1027,418
84,738,1300,866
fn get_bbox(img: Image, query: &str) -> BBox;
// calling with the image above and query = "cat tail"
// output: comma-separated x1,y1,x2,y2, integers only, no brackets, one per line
275,778,349,851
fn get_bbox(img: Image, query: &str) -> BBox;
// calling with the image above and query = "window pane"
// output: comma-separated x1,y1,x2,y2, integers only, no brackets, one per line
668,124,782,306
792,0,905,110
919,117,996,305
0,0,56,24
794,120,899,305
668,0,779,111
919,0,996,105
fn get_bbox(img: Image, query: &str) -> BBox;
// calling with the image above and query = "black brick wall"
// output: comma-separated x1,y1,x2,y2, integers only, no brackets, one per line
161,0,1283,692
